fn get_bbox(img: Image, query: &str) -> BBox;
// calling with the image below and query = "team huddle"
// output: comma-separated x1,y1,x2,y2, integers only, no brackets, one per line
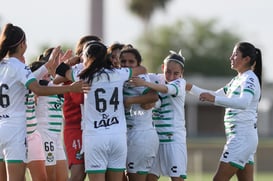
0,23,262,181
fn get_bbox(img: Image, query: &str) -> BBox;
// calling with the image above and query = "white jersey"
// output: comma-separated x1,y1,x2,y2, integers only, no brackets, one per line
124,74,154,131
189,70,260,137
25,65,48,135
149,73,187,144
36,84,64,134
214,70,260,137
25,91,37,134
82,68,132,135
0,57,36,126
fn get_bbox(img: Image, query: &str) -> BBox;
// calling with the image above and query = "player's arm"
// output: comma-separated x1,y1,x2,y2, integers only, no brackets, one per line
28,80,83,96
124,89,158,109
130,77,168,93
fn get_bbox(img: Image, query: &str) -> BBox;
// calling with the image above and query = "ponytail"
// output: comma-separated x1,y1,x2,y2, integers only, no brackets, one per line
253,48,262,89
0,46,9,61
78,41,111,84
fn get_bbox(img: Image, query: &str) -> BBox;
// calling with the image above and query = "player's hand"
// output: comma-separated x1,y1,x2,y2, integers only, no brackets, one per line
199,92,215,103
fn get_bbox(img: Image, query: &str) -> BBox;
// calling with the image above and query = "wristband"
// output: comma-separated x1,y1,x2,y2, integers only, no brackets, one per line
56,62,70,77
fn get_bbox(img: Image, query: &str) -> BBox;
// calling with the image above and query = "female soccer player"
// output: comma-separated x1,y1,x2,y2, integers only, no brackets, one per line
187,42,262,181
0,23,83,181
130,50,188,181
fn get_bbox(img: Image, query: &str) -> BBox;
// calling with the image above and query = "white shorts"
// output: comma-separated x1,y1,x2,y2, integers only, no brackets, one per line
220,131,258,169
26,130,45,163
84,133,127,173
149,143,187,179
0,125,27,163
39,129,66,166
126,129,159,174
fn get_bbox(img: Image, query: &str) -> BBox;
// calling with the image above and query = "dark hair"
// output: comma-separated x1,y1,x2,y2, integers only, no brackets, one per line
107,42,124,54
29,60,46,72
37,47,54,62
78,41,112,84
75,35,101,56
236,42,262,89
0,23,26,60
29,60,51,88
163,50,185,69
105,42,125,67
120,45,142,65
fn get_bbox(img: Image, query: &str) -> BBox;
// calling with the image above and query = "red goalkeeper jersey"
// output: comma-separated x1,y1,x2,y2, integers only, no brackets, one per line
63,81,84,129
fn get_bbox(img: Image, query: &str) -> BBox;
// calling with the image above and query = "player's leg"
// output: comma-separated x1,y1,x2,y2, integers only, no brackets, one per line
6,162,26,181
213,161,238,181
0,161,7,180
236,163,254,181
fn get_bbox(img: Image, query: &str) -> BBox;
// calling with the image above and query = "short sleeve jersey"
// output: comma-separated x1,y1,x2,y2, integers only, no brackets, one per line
25,66,49,135
36,91,64,133
63,81,83,129
64,64,84,129
123,74,154,131
149,73,187,144
82,68,132,135
0,57,36,126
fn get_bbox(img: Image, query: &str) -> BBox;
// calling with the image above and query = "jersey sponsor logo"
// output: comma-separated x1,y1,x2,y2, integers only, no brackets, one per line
0,114,10,119
129,109,144,116
94,114,119,128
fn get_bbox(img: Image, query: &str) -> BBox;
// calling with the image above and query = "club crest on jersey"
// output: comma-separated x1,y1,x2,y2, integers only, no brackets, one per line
46,152,54,162
94,114,119,128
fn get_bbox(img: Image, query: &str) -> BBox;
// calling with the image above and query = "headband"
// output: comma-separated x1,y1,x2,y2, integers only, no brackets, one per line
163,50,185,68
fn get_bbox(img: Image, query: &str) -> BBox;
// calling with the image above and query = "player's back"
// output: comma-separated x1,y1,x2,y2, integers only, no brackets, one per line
83,68,131,135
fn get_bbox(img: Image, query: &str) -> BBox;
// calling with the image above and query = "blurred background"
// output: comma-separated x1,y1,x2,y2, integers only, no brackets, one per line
1,0,273,178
